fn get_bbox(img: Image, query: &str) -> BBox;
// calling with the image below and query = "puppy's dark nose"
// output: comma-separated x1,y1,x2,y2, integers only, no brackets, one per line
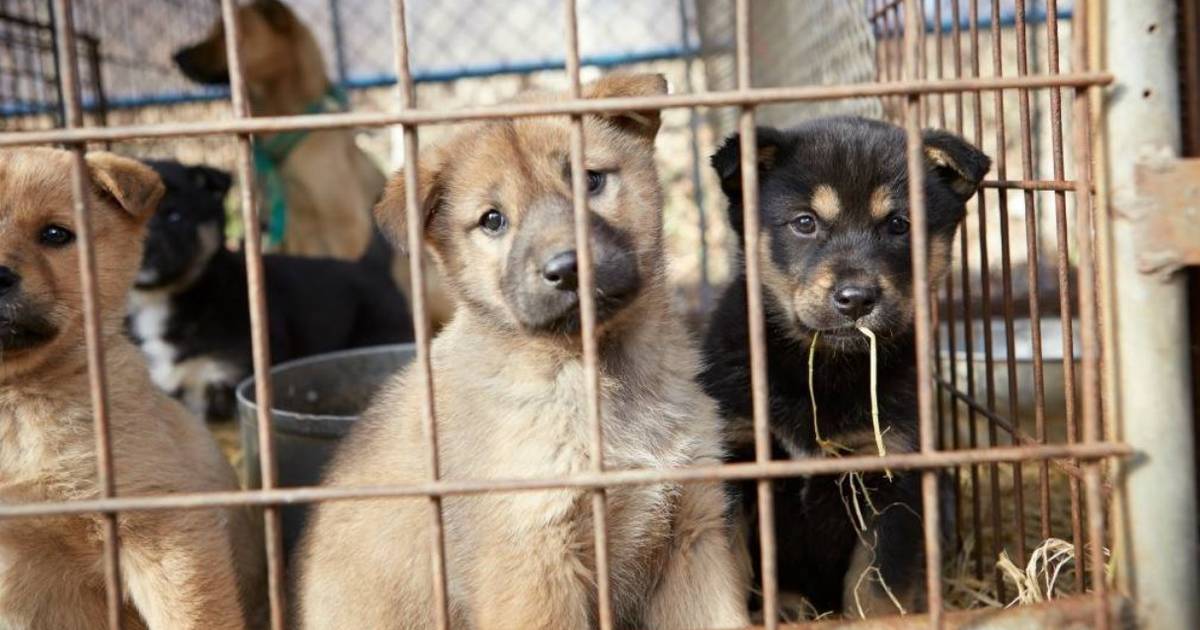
0,266,19,298
541,251,578,291
832,283,880,319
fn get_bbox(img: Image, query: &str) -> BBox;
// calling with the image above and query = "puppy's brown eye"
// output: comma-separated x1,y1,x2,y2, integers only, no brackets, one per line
586,171,607,195
789,214,817,236
39,225,75,248
478,209,507,235
886,215,910,236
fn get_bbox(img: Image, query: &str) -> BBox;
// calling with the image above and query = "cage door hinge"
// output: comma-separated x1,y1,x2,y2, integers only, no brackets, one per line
1134,157,1200,277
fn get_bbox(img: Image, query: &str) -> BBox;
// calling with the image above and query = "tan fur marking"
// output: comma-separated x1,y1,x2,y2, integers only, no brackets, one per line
928,234,955,285
810,184,841,222
869,187,893,221
924,146,978,197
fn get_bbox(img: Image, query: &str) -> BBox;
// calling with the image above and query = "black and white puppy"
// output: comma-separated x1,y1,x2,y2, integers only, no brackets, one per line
128,160,414,420
700,117,989,618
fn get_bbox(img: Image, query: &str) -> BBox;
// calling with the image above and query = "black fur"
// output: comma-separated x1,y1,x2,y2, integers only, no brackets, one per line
700,117,989,616
128,160,413,420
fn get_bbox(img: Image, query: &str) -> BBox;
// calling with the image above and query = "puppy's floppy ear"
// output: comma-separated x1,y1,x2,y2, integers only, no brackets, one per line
583,73,668,141
187,165,233,200
710,126,789,201
85,152,166,222
373,158,445,253
922,129,991,201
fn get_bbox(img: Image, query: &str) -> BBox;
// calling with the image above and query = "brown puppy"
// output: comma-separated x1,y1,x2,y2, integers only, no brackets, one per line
293,74,749,629
174,0,454,326
0,149,264,629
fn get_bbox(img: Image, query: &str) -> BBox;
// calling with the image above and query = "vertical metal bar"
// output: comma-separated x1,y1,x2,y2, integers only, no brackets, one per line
1068,2,1106,626
735,1,777,626
1011,0,1060,581
217,0,286,626
327,0,349,87
950,0,964,133
676,0,711,312
562,2,614,628
984,6,1041,564
934,0,946,129
903,1,942,624
1043,0,1085,592
969,0,1009,597
45,0,63,127
888,3,904,119
969,0,1008,595
1104,0,1200,626
86,40,106,131
961,0,984,586
1086,0,1124,603
50,2,121,628
871,0,884,85
988,0,1036,571
943,216,963,554
389,2,450,628
917,0,927,124
929,0,960,555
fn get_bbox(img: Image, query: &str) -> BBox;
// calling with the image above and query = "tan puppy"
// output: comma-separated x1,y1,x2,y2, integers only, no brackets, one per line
293,74,750,629
0,149,264,629
174,0,454,326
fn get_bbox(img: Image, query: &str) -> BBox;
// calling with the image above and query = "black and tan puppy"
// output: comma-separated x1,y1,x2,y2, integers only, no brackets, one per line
293,74,749,629
700,117,989,618
128,160,413,420
0,148,264,629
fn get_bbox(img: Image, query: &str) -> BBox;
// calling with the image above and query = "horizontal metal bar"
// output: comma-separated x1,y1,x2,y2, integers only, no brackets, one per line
935,376,1113,496
0,45,713,117
0,72,1113,147
0,443,1131,521
981,178,1080,191
766,593,1126,629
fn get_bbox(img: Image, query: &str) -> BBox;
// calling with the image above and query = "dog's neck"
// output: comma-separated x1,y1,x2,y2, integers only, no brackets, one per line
248,31,331,118
0,324,129,392
453,286,681,381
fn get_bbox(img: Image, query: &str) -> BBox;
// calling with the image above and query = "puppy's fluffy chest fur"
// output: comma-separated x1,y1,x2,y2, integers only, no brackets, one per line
320,314,726,624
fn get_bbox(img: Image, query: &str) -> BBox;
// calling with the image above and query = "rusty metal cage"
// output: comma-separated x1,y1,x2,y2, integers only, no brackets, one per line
1,0,1196,628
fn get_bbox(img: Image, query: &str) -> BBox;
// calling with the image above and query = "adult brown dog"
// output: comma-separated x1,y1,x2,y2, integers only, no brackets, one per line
0,149,264,629
174,0,453,325
292,74,750,629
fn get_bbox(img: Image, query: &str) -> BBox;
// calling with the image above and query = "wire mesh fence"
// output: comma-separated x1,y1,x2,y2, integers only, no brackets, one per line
0,0,1128,628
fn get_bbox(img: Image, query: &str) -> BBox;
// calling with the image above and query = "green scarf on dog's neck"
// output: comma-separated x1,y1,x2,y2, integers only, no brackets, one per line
251,85,349,247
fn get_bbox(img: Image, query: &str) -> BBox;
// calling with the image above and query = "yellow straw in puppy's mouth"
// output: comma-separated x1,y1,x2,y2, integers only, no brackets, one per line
811,328,849,456
809,330,850,457
857,326,892,481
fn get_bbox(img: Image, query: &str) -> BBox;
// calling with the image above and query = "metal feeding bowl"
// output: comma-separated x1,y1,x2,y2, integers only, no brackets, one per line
237,344,415,558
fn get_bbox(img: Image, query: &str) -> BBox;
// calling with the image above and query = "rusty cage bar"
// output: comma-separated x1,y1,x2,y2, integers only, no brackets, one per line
4,0,1196,628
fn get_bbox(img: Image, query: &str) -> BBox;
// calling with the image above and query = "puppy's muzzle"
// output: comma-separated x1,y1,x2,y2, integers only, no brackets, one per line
173,46,229,85
506,206,642,335
542,251,579,292
528,243,640,333
831,281,880,320
0,266,56,352
0,266,18,299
